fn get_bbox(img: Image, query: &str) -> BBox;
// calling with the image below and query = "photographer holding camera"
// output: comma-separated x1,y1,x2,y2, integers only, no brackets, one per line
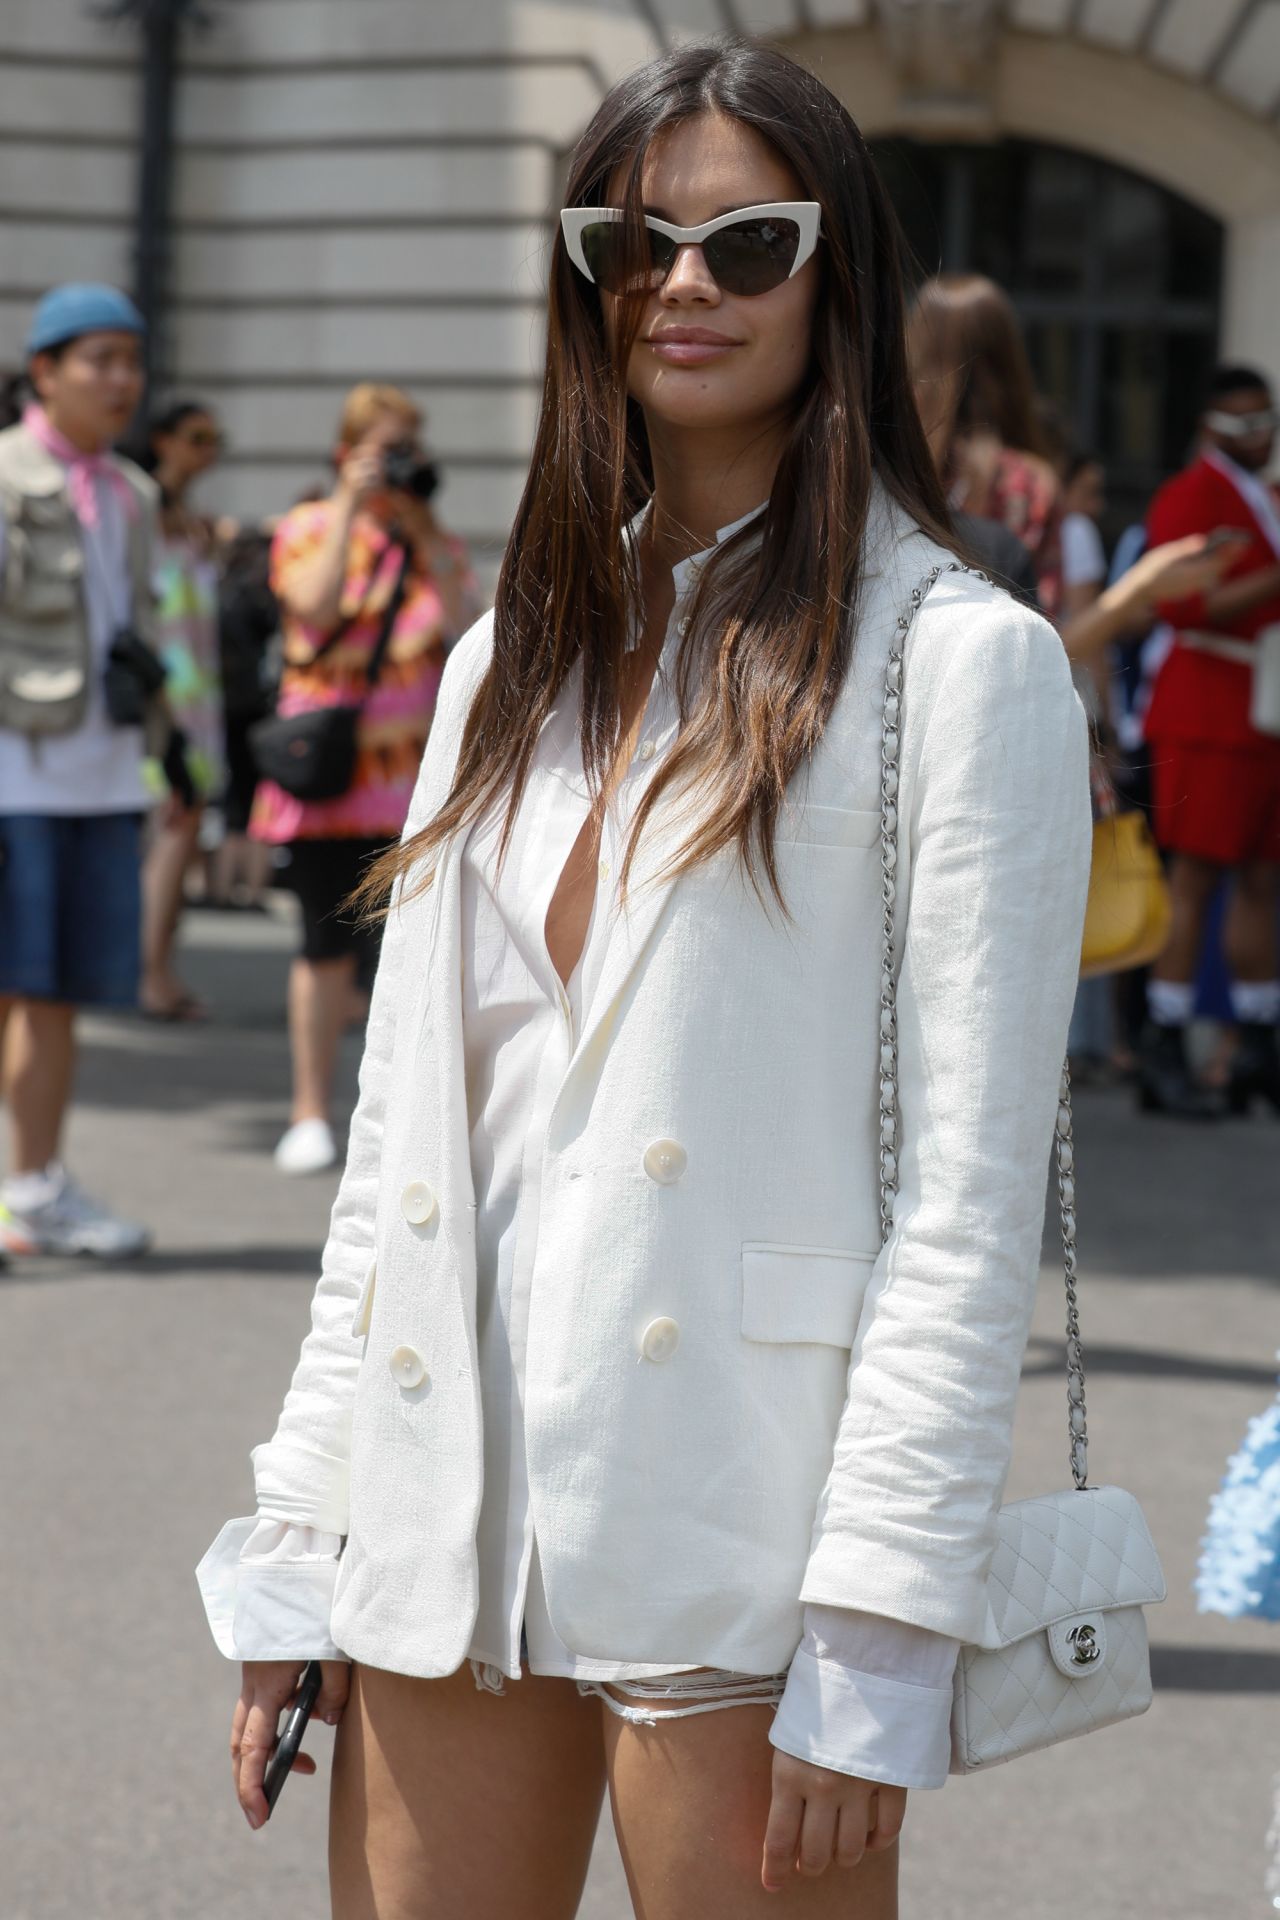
0,283,168,1259
251,382,480,1175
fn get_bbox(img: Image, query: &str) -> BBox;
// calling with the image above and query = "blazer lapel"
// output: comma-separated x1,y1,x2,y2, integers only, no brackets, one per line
562,786,690,1079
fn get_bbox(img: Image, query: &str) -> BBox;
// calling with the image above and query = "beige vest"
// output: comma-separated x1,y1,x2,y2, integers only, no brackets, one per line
0,420,159,738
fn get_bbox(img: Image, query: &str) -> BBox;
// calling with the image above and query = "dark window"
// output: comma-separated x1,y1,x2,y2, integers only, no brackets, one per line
873,136,1223,532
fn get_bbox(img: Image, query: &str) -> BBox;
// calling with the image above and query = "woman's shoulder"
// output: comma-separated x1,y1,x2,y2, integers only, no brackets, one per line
847,527,1072,758
903,544,1075,716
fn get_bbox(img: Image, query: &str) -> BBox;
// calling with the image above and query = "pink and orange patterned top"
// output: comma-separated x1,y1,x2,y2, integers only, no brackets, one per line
985,448,1064,621
250,501,481,844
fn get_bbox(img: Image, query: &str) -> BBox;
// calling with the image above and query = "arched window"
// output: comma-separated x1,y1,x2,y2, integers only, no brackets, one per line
872,136,1224,529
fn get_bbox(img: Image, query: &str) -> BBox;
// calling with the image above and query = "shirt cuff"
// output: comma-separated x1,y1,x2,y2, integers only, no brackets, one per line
195,1515,346,1663
770,1647,955,1790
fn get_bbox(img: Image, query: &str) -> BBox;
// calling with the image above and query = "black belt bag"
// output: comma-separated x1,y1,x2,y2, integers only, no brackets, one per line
249,540,410,802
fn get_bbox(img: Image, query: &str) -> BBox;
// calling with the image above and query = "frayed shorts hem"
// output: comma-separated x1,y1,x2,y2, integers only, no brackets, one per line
468,1658,787,1724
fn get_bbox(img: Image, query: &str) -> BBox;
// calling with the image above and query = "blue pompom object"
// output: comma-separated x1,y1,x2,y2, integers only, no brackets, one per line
1196,1356,1280,1621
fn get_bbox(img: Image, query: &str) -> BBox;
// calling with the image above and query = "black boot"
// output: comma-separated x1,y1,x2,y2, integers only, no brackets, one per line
1226,1023,1280,1117
1135,1022,1221,1119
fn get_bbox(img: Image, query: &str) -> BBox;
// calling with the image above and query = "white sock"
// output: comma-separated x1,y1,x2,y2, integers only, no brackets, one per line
1231,980,1280,1025
1147,980,1195,1028
1,1160,63,1212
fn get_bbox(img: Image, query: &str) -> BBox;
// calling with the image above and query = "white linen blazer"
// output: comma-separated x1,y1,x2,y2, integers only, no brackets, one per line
249,493,1091,1682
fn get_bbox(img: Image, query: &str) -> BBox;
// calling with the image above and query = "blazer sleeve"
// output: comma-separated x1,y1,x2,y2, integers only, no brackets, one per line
248,611,493,1532
799,588,1091,1644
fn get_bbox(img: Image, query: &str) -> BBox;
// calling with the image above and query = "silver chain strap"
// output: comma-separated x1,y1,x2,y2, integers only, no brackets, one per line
877,563,1089,1492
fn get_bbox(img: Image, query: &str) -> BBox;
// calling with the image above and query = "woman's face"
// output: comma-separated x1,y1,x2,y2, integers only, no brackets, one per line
337,407,425,521
156,410,222,485
609,112,821,442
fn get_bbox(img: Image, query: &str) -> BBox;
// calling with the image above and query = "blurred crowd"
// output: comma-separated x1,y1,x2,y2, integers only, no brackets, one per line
0,284,480,1257
907,272,1280,1125
0,269,1276,1261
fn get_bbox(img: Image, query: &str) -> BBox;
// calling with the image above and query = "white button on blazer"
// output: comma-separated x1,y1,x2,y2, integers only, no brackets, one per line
246,494,1091,1684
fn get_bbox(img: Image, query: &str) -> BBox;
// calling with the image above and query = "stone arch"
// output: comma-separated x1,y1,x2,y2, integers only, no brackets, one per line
778,25,1280,366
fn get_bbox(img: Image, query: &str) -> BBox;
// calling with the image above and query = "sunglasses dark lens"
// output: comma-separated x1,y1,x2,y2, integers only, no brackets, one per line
703,217,801,295
580,221,676,294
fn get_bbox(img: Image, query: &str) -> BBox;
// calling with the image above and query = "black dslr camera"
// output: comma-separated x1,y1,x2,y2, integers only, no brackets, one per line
382,441,441,502
104,627,167,726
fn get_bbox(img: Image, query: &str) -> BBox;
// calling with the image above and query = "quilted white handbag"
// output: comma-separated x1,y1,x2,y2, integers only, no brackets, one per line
878,567,1168,1775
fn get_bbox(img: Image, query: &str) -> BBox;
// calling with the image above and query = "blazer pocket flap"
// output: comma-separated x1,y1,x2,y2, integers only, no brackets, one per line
741,1243,877,1348
777,803,879,849
352,1258,377,1339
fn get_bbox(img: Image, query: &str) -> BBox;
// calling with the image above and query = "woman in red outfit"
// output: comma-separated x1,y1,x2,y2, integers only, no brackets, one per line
1139,364,1280,1118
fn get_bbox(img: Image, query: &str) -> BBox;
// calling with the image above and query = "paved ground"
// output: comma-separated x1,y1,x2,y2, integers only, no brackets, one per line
1,903,1278,1919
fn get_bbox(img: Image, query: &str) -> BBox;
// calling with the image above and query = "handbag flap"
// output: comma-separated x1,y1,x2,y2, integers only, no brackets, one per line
976,1485,1167,1650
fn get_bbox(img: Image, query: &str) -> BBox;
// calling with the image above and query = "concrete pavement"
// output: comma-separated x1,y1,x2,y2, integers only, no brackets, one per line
1,902,1277,1919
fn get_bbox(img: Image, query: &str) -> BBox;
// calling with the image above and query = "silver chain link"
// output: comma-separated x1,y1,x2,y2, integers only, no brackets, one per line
877,563,1089,1492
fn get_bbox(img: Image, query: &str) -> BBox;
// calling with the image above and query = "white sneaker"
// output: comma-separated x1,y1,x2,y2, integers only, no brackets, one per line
0,1167,151,1259
274,1118,337,1175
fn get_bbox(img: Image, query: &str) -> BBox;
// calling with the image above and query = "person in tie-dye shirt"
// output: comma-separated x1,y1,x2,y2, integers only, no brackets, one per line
254,383,481,1174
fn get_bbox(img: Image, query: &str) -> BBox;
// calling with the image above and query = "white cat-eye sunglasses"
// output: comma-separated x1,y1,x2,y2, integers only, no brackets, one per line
560,201,822,298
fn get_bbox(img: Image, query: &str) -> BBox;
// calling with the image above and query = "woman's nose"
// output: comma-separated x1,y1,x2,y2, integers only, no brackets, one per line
659,244,720,303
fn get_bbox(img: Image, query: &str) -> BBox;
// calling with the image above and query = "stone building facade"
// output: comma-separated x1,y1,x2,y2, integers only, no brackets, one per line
5,0,1280,562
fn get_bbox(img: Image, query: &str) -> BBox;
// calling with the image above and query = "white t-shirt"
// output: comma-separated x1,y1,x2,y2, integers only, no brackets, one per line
0,475,149,816
1060,511,1107,590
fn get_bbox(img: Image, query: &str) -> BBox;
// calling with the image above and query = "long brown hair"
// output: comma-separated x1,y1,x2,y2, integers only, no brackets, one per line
363,40,955,915
908,273,1048,460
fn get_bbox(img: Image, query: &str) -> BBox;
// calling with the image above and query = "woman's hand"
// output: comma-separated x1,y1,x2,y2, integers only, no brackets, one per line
1106,533,1232,626
335,434,387,512
231,1659,350,1830
762,1751,906,1892
1062,533,1237,663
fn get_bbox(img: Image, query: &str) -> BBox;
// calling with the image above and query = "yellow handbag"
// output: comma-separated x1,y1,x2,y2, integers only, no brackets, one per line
1079,809,1170,979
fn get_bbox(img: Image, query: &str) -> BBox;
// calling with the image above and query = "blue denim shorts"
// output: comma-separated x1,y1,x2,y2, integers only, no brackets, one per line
0,812,143,1007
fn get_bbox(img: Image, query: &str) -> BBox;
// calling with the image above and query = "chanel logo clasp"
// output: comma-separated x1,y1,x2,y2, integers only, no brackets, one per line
1067,1623,1101,1666
1048,1611,1108,1677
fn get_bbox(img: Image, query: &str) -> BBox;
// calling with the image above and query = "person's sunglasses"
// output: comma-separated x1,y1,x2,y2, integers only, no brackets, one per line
560,201,821,298
183,428,224,450
1205,407,1278,439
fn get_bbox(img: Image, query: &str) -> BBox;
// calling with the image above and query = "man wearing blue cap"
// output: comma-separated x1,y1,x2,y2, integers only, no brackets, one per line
0,282,163,1258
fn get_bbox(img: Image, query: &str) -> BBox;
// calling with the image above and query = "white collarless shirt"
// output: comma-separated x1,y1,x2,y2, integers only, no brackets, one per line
459,526,690,1684
200,504,959,1789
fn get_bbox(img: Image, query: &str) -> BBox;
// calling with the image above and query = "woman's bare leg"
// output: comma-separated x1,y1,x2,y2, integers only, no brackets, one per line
605,1701,898,1920
141,805,203,1013
329,1662,607,1920
288,954,355,1124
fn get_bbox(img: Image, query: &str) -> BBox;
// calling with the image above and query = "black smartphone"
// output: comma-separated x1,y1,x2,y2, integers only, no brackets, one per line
262,1660,324,1815
1205,526,1252,552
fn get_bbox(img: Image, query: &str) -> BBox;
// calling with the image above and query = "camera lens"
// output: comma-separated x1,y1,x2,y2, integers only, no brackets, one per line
382,443,439,499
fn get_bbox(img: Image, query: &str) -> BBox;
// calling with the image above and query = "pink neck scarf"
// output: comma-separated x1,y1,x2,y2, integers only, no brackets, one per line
23,404,138,531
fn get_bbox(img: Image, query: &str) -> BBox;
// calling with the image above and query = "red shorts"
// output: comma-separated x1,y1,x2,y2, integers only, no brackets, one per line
1150,740,1280,865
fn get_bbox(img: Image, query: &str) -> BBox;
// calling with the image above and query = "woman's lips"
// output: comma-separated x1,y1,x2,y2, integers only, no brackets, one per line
645,331,740,365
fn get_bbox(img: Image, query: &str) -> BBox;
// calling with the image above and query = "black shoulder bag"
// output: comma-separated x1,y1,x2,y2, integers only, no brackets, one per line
248,538,411,802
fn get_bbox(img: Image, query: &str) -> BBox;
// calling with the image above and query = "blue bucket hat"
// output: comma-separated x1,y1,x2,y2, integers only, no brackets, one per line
26,283,146,359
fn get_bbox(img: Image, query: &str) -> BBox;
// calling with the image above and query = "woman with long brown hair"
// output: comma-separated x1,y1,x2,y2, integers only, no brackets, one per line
908,272,1066,618
199,41,1089,1917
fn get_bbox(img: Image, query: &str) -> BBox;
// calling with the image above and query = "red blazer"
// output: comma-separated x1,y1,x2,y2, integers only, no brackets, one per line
1144,453,1280,749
